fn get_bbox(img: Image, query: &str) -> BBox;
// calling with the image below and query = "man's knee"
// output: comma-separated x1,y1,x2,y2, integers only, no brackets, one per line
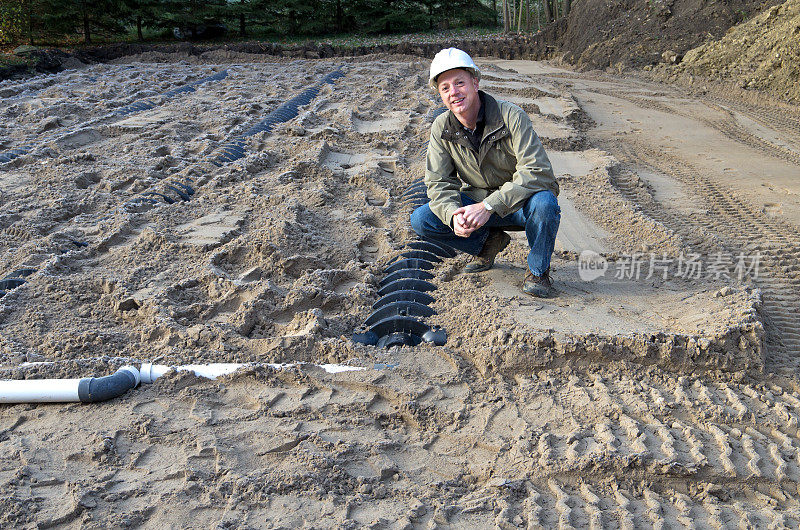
530,191,560,223
410,204,431,236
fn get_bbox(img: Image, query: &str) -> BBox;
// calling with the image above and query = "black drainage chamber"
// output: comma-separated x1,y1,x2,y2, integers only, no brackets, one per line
364,300,436,326
353,317,446,348
125,69,342,211
352,155,459,348
384,258,435,274
372,289,436,310
379,268,434,286
211,70,344,167
0,268,36,299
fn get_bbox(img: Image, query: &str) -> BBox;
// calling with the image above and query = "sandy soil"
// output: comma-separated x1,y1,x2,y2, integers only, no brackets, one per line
1,53,800,527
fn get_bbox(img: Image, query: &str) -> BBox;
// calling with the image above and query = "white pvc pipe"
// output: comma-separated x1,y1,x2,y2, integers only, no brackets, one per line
319,363,365,374
139,362,364,383
1,362,368,404
0,378,81,403
139,363,246,383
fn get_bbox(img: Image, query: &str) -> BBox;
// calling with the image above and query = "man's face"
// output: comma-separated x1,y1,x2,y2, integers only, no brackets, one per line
437,69,480,118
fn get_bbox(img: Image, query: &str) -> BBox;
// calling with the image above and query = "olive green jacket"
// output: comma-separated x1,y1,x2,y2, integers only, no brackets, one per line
425,92,558,228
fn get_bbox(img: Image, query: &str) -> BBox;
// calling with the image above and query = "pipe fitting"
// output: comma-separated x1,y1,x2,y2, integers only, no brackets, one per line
77,366,140,403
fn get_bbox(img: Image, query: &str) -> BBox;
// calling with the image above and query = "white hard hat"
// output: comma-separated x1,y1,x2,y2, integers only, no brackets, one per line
429,48,481,89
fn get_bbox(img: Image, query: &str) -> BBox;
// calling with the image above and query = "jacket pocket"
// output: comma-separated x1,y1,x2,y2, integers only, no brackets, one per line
482,142,516,186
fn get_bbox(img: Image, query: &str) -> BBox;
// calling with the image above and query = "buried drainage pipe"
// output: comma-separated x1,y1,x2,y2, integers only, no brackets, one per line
0,70,229,166
211,69,344,166
0,362,364,404
125,68,344,209
138,362,364,381
139,362,244,383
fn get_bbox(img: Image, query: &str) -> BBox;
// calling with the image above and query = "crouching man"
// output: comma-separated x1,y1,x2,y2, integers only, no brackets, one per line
410,48,561,297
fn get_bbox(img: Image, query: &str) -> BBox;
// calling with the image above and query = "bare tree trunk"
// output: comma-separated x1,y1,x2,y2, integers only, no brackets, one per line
28,7,33,45
83,10,91,43
543,0,551,23
517,0,523,32
502,0,509,32
563,0,570,17
526,0,531,32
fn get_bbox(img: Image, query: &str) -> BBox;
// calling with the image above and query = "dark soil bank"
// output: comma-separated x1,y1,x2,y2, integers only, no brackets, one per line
0,34,561,82
556,0,780,69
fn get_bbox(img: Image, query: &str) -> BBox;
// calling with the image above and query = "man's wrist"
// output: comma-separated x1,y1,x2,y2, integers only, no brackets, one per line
482,200,493,212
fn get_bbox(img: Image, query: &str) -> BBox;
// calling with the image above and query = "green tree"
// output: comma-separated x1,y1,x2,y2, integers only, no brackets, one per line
226,0,257,37
39,0,126,43
120,0,161,41
0,0,48,45
0,0,25,44
266,0,322,36
158,0,227,39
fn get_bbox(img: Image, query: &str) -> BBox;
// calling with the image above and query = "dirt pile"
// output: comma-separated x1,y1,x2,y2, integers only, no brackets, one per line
659,0,800,103
556,0,777,69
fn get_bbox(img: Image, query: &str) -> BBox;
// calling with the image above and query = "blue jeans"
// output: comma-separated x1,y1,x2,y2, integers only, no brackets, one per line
410,191,560,276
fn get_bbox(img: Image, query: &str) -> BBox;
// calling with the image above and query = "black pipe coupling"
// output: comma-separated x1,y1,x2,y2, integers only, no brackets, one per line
77,366,140,403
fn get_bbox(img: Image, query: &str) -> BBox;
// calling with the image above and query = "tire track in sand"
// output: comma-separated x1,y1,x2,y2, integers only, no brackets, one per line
213,358,800,527
609,140,800,372
613,91,800,167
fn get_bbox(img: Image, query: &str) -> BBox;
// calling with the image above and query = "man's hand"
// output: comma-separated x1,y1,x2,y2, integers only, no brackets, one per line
452,212,473,237
452,202,492,237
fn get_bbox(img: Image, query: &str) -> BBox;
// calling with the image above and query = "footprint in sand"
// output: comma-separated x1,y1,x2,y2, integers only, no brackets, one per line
321,149,369,176
763,203,783,217
351,111,406,134
358,213,386,229
174,212,244,248
54,128,103,150
358,234,381,262
364,186,388,207
322,146,398,179
377,159,396,175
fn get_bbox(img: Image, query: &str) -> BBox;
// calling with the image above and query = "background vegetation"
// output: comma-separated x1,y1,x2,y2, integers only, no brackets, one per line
0,0,569,46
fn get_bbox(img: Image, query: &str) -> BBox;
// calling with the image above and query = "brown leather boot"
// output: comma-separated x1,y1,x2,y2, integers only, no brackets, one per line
523,269,555,298
464,230,510,273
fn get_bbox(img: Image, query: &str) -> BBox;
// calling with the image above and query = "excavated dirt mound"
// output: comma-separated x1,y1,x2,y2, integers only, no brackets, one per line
658,0,800,103
1,56,798,527
556,0,779,69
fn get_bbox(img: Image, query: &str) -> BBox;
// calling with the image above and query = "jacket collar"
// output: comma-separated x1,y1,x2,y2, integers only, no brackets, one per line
440,91,509,163
479,92,506,136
